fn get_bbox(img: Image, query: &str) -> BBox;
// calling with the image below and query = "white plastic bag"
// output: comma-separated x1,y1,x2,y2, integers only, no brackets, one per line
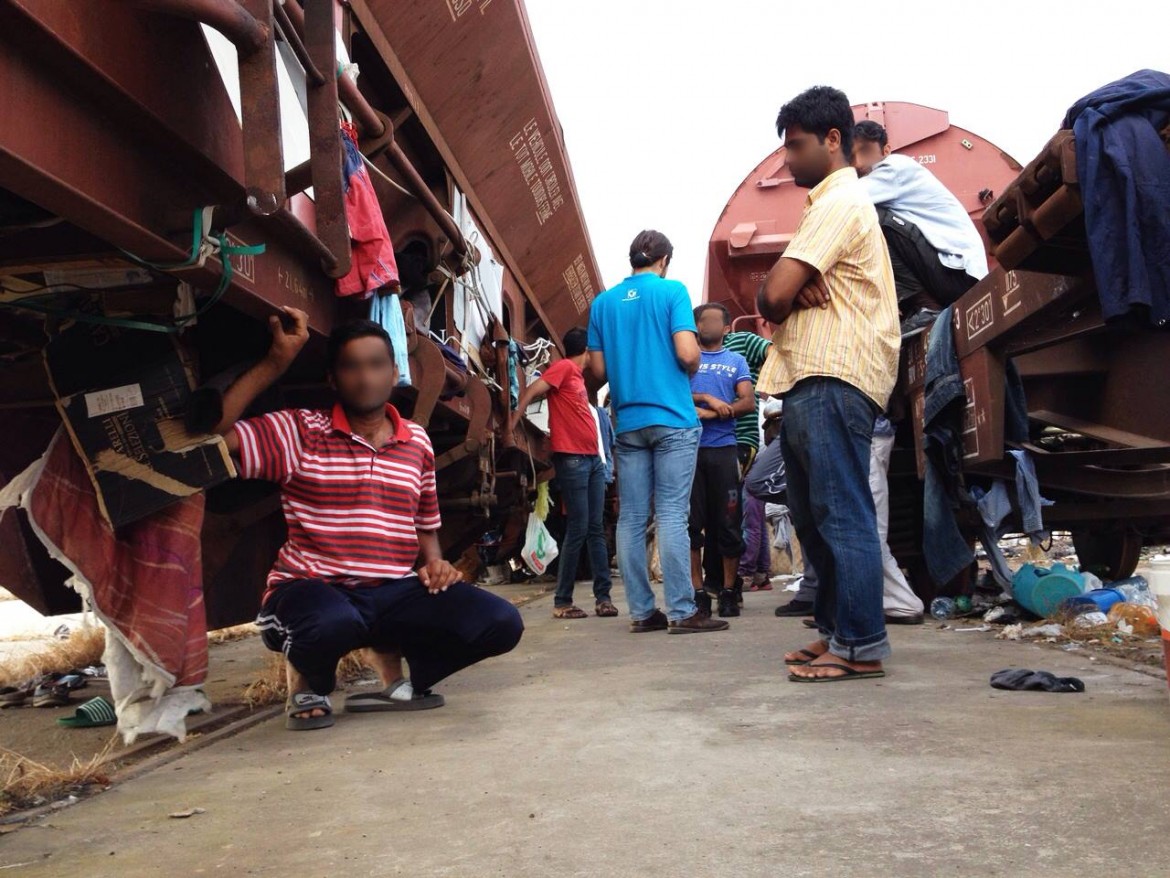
521,513,559,575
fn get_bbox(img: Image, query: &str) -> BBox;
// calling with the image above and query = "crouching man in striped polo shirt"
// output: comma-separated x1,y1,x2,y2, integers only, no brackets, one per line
214,310,524,730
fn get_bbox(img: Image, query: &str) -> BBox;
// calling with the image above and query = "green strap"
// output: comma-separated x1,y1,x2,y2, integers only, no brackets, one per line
1,208,266,333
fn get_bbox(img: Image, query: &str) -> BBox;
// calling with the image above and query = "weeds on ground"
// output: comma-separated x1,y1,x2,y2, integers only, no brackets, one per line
0,627,106,688
0,741,114,817
242,651,374,707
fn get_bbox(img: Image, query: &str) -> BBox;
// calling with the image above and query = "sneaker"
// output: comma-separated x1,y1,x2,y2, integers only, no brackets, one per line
668,613,730,634
900,308,939,338
629,609,669,633
718,589,740,618
733,576,744,607
693,590,713,618
774,599,814,617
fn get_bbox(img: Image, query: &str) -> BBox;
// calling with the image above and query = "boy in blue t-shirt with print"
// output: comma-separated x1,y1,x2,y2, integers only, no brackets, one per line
689,303,755,618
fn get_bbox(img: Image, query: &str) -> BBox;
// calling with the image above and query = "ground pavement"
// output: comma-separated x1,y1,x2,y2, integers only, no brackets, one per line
2,580,1168,877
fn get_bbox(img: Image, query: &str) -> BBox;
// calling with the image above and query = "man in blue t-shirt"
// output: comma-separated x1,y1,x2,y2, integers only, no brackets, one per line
688,303,755,618
587,230,729,635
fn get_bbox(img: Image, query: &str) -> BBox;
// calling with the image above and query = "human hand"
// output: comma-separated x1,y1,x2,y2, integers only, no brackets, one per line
266,307,310,367
796,275,830,310
418,559,460,594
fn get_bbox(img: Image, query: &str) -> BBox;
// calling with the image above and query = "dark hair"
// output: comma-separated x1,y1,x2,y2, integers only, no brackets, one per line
853,120,888,150
775,86,855,158
629,230,673,269
693,302,730,326
563,327,588,357
326,319,395,372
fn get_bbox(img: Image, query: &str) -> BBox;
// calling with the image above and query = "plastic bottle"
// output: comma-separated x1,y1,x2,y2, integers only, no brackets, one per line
1112,576,1158,609
1108,602,1160,637
930,597,956,620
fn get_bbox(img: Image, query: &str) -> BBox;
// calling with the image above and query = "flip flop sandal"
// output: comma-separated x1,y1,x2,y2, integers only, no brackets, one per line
32,675,81,708
0,683,31,711
746,583,774,592
552,606,589,619
56,696,117,728
594,601,620,617
286,692,334,730
345,679,445,713
784,648,825,666
801,619,820,629
788,662,886,683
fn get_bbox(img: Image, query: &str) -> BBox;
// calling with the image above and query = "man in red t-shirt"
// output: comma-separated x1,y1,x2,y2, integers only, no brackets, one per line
512,328,617,620
214,308,523,731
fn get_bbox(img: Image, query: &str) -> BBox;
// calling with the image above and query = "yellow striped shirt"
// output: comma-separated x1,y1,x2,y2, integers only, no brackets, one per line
757,167,901,409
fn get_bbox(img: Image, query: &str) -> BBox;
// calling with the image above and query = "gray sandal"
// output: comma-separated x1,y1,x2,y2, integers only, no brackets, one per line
286,692,334,730
345,678,445,713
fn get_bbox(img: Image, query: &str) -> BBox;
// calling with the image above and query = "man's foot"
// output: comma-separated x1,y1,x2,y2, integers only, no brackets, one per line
345,679,445,712
595,600,620,617
286,693,334,730
693,590,713,618
630,609,669,633
717,589,740,617
552,605,589,619
784,640,830,666
774,599,814,617
746,574,773,592
788,654,885,682
668,613,730,634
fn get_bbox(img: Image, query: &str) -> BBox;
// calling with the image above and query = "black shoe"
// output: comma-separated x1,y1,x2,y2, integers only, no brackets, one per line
900,308,939,338
718,589,740,617
733,576,744,607
884,613,925,625
629,609,669,633
693,590,713,618
774,599,814,617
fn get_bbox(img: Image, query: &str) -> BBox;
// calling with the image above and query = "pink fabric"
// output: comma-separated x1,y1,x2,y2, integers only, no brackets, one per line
28,434,208,687
336,123,400,298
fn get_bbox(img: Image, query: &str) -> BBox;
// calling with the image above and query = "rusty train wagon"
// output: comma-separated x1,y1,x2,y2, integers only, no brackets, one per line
707,101,1170,598
0,0,599,627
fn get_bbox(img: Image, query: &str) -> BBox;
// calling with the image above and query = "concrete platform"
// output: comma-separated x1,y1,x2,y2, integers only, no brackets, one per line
2,583,1168,877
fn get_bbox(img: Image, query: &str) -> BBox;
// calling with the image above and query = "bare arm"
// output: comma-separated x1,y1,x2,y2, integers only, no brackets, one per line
510,378,552,432
216,307,310,455
673,330,701,375
757,257,818,325
587,350,607,384
729,379,756,417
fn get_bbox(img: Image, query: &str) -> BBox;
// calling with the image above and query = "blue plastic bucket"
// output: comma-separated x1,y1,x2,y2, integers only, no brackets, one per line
1064,588,1125,613
1013,563,1086,618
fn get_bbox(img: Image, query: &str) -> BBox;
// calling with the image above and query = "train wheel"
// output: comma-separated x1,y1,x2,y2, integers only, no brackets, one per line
1071,529,1143,581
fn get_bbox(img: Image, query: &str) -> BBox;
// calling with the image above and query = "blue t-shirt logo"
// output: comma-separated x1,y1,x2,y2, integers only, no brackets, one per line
691,347,752,448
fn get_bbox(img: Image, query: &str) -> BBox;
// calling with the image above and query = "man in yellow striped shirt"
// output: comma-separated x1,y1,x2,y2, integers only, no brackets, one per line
756,86,900,683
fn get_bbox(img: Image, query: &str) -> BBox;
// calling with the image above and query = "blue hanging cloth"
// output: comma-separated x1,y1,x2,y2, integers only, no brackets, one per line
507,340,521,410
369,292,412,386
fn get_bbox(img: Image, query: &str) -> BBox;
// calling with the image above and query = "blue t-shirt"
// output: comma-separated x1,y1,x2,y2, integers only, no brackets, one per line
587,274,700,435
690,347,752,448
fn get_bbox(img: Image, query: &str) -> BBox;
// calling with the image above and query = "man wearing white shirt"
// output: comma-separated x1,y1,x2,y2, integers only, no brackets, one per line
853,120,988,333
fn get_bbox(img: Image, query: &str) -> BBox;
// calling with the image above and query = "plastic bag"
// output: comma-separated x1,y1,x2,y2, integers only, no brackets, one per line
521,512,559,575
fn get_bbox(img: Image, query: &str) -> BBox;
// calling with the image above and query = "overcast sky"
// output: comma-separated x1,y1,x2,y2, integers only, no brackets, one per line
525,0,1167,301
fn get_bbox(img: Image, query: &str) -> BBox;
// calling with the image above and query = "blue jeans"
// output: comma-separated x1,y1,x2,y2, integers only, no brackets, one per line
615,425,701,622
552,453,612,607
781,379,890,662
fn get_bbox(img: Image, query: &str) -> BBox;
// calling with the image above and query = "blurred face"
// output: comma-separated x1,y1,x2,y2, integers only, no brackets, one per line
784,123,838,189
852,138,891,177
329,336,398,415
697,308,730,346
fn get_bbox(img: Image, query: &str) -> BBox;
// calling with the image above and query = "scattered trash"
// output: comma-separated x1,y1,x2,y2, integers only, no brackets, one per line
990,668,1085,693
49,795,79,810
930,597,956,620
52,624,71,641
953,625,993,633
1013,563,1085,618
997,623,1024,641
1107,602,1160,637
1072,611,1109,628
168,808,206,819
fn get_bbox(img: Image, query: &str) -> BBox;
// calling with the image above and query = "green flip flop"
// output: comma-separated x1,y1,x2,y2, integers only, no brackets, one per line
56,696,117,728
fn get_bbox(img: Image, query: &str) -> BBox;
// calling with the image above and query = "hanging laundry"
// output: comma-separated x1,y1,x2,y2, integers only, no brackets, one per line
369,291,412,386
337,122,400,298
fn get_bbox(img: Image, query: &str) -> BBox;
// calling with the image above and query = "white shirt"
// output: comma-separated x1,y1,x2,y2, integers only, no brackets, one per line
860,153,989,280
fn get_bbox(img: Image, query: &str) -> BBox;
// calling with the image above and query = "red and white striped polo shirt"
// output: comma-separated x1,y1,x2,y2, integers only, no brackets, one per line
234,403,441,597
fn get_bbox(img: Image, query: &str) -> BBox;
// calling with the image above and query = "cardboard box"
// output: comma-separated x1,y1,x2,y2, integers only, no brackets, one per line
44,325,235,529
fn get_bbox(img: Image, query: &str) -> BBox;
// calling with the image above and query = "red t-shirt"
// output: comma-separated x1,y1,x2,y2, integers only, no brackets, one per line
540,358,599,455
